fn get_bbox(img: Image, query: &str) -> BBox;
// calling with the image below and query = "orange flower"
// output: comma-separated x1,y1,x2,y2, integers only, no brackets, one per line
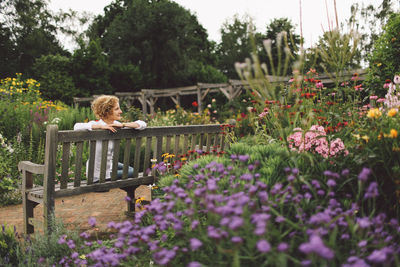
388,109,398,117
389,129,398,138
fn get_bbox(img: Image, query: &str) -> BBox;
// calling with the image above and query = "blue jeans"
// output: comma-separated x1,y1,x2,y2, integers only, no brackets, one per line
117,162,134,178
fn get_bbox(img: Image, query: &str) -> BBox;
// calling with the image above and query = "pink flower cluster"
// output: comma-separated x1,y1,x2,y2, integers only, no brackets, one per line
287,125,348,158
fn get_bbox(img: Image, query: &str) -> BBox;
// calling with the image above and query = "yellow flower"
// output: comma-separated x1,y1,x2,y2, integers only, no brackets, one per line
79,255,86,260
388,109,398,117
367,108,382,118
361,135,369,143
135,197,145,204
352,134,360,140
389,129,398,138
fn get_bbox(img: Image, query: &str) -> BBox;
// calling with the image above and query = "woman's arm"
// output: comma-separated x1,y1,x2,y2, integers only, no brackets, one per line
74,121,122,132
122,120,147,130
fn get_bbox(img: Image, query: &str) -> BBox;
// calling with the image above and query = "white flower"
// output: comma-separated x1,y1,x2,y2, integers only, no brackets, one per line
394,75,400,84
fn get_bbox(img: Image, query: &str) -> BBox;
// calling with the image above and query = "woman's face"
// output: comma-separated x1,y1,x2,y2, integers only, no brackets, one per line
106,102,123,121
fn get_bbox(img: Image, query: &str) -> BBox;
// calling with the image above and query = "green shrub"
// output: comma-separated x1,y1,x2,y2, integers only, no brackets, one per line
366,13,400,96
0,224,20,266
31,54,78,105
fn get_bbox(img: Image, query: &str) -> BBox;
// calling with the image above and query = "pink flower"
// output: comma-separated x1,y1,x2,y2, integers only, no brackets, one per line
369,95,378,100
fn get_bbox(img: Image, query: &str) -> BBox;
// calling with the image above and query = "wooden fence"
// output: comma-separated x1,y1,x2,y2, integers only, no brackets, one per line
73,69,367,116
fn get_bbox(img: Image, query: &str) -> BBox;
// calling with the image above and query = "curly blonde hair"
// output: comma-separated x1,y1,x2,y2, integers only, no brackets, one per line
91,95,119,119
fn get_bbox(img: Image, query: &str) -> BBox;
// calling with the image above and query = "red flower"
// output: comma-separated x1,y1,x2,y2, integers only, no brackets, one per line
192,101,198,107
240,112,247,118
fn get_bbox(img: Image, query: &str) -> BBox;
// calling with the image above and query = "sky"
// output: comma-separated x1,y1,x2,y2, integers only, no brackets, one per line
48,0,383,49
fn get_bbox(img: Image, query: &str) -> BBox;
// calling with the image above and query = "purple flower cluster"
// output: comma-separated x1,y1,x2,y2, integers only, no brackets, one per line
57,157,400,266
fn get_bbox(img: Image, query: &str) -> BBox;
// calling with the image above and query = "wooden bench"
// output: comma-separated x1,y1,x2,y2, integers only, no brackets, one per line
19,124,225,234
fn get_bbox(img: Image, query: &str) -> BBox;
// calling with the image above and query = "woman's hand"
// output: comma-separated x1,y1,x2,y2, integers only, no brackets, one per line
122,122,140,129
92,123,123,133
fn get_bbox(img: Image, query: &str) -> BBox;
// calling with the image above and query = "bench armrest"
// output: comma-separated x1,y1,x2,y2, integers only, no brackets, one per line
18,161,45,175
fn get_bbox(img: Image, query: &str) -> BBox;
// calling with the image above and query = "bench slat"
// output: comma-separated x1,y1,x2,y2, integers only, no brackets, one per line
74,141,84,187
99,140,109,183
87,140,96,185
133,137,142,178
111,139,121,181
174,135,180,156
122,139,131,179
214,133,220,151
206,133,212,153
183,134,189,156
166,136,172,154
61,142,70,189
190,133,196,160
58,125,222,142
199,133,205,151
143,137,152,172
155,136,163,162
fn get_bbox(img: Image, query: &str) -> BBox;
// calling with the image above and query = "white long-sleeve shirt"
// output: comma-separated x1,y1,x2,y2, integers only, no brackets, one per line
73,119,147,182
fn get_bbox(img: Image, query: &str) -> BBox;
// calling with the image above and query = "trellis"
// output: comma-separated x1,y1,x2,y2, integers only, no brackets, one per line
73,69,366,116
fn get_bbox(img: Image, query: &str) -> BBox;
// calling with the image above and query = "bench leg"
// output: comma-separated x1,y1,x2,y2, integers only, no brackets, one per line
121,186,139,214
23,195,39,235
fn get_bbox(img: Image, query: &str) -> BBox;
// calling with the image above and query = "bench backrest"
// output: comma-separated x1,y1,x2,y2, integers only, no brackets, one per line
43,124,225,192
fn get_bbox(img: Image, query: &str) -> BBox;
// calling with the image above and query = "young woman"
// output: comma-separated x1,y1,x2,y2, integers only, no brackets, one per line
74,95,146,182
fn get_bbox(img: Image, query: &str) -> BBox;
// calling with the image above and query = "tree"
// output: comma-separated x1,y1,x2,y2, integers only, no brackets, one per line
86,0,222,89
366,13,400,96
262,18,301,76
71,39,113,96
216,16,300,79
0,0,68,76
349,0,397,64
216,15,258,79
31,54,77,104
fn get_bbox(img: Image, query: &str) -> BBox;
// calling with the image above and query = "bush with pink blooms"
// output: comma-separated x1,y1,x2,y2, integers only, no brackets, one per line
288,125,348,158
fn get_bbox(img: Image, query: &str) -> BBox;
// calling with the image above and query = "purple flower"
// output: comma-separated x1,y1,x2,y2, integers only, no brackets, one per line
367,248,390,263
88,217,97,227
341,169,350,177
275,216,285,223
125,196,132,202
309,212,331,225
327,179,336,187
229,216,244,230
299,235,334,259
231,236,243,244
256,239,271,253
358,167,371,182
240,173,253,181
187,262,202,267
190,238,203,251
57,234,67,245
356,217,371,228
358,240,367,247
291,168,299,175
277,242,289,252
364,182,379,199
80,231,90,239
67,239,75,249
153,248,176,266
238,154,249,162
287,175,295,182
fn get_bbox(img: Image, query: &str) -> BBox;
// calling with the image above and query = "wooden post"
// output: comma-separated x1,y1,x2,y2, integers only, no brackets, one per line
196,85,202,113
21,169,34,234
141,91,147,117
43,124,58,233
